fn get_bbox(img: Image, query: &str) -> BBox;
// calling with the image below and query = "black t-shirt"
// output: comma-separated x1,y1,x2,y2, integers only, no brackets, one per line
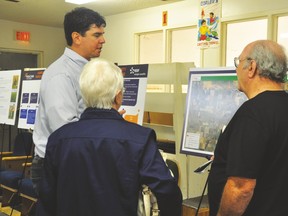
208,91,288,216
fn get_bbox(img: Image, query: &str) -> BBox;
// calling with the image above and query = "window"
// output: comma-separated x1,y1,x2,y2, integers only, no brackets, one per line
277,16,288,57
170,27,200,66
139,31,163,64
226,19,267,66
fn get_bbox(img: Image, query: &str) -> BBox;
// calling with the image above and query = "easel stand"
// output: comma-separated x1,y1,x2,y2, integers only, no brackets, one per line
182,160,211,216
0,124,6,169
195,170,210,216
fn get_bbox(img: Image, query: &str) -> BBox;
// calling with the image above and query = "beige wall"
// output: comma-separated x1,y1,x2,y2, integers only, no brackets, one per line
0,19,65,67
2,0,287,67
102,0,288,67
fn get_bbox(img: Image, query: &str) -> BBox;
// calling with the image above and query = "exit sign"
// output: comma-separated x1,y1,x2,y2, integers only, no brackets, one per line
16,31,30,41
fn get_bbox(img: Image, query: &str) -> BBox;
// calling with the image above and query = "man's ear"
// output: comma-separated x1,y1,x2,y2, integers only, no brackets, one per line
114,90,122,106
71,32,81,45
248,60,257,78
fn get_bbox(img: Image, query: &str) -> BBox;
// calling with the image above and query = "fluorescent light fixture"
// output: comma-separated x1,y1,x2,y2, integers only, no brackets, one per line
65,0,96,4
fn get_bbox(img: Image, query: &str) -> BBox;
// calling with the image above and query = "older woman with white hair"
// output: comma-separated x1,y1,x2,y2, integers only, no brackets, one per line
80,58,124,111
39,58,182,216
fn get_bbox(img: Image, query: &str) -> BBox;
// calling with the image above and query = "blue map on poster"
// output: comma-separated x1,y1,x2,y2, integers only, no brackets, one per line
22,93,29,103
27,109,36,124
30,93,38,103
20,109,28,119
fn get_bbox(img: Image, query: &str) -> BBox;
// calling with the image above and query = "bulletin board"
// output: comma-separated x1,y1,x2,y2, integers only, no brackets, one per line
180,67,247,157
119,64,148,126
17,68,45,129
0,70,21,125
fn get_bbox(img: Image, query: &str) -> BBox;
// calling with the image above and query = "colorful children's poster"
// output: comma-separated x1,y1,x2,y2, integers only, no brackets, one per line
17,68,45,129
197,0,221,48
118,64,148,125
0,70,21,125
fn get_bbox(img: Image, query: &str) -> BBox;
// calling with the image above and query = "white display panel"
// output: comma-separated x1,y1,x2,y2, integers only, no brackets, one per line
17,68,45,130
119,64,148,126
0,70,21,125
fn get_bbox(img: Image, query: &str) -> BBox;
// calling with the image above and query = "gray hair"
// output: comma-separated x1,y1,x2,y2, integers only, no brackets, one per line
246,40,287,83
79,58,123,109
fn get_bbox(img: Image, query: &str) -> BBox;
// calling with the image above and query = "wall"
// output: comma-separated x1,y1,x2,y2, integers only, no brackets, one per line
0,19,65,67
102,0,288,66
102,0,198,65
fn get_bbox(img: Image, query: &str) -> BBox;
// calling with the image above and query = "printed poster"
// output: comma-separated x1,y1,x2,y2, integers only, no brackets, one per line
17,68,45,130
180,67,247,157
197,0,221,48
118,64,148,126
0,70,21,125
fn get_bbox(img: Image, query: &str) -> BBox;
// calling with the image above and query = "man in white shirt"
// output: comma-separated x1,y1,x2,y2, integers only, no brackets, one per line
31,7,106,194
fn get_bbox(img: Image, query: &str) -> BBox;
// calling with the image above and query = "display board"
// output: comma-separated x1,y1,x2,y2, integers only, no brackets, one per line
118,64,148,125
0,70,21,125
180,67,247,157
17,68,45,130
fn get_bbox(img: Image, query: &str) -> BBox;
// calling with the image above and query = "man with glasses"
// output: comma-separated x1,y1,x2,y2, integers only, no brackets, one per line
208,40,288,215
233,56,253,68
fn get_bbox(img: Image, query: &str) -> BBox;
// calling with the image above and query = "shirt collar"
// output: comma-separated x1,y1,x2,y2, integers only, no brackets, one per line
80,107,123,121
64,47,88,66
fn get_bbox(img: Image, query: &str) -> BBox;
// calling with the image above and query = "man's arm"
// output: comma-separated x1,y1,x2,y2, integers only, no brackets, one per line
217,177,256,216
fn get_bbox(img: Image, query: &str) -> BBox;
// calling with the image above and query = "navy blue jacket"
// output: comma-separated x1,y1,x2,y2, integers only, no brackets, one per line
39,108,182,216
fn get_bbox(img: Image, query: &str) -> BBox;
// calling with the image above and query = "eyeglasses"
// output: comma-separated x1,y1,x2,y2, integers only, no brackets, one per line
234,57,253,68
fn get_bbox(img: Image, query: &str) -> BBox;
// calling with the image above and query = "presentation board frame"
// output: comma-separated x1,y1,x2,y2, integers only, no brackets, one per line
180,67,247,157
18,68,45,130
0,70,22,125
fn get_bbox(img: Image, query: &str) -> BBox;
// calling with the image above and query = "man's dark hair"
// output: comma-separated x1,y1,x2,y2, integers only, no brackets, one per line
64,7,106,46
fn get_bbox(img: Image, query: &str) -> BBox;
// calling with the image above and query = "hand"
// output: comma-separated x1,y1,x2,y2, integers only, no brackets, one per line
119,109,126,116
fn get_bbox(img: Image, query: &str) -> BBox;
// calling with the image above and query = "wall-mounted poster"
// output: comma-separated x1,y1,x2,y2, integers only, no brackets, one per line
0,70,21,125
17,68,45,130
180,67,247,157
118,64,148,126
197,0,221,48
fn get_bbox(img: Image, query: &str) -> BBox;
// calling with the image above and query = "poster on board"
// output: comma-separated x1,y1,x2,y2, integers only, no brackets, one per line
118,64,148,126
17,68,45,130
0,70,21,125
180,67,247,157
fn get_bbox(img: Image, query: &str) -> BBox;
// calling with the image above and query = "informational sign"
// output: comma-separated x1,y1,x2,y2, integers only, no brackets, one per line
118,64,148,125
180,67,247,157
0,70,21,125
17,68,45,130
